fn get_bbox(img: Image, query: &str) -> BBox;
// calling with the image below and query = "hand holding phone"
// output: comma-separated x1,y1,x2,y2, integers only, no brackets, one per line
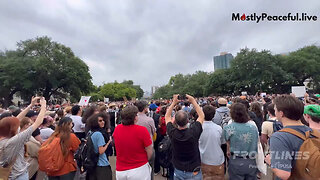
178,94,186,100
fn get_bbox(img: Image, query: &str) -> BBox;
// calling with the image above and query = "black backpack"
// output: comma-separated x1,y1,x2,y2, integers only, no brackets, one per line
75,132,99,173
158,136,172,168
267,119,283,133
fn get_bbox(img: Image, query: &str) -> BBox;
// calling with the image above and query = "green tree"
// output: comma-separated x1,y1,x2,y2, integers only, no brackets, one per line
168,73,189,95
17,36,93,101
121,80,144,98
205,69,234,96
280,45,320,91
99,82,137,101
152,85,172,99
153,46,320,98
99,83,116,100
0,51,37,107
153,72,209,99
229,48,292,94
88,92,104,102
183,71,209,97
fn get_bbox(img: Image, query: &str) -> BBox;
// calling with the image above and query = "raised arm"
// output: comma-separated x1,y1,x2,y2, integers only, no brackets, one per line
31,98,47,131
186,94,204,124
165,94,179,125
17,96,40,121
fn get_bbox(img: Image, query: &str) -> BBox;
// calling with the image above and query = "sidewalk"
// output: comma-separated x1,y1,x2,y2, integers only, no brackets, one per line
108,156,273,180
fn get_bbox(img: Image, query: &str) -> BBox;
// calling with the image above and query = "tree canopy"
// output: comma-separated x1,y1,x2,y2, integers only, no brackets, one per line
0,37,146,107
0,37,93,106
153,45,320,98
95,80,143,101
152,71,210,99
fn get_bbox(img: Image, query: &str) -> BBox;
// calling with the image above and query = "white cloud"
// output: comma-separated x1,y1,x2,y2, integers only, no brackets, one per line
0,0,319,91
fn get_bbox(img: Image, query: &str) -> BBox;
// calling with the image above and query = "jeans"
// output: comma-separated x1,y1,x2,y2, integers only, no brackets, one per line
15,171,29,180
48,171,76,180
174,168,202,180
228,157,257,180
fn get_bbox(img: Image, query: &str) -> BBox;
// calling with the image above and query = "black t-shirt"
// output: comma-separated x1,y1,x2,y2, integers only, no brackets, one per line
166,121,203,172
109,111,116,128
249,111,262,135
152,112,160,129
32,128,40,137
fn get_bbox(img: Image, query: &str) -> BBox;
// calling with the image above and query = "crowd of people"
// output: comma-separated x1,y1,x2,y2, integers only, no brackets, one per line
0,92,320,180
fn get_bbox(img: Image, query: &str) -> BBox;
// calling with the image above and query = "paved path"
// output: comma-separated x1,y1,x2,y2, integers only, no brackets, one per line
108,156,274,180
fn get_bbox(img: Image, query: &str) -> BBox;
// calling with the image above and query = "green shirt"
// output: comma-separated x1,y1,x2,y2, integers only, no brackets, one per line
224,121,258,157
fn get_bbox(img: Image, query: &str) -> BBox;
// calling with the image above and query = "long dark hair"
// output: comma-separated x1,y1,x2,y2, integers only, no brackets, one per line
160,106,167,117
250,102,263,119
47,117,73,158
82,105,98,124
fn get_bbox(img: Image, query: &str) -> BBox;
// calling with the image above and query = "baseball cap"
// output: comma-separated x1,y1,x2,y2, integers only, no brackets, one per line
26,110,38,118
304,105,320,118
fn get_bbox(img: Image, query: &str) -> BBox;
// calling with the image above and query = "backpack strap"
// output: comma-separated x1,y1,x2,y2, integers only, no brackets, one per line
218,111,229,120
279,128,307,141
310,129,320,138
267,119,276,122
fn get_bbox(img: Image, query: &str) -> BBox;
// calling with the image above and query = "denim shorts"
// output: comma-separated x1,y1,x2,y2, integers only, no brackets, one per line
174,168,202,180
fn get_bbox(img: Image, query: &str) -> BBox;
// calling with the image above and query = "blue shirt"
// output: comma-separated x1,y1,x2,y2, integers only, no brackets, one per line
270,125,312,172
91,131,110,166
199,121,225,165
224,122,258,156
182,106,191,113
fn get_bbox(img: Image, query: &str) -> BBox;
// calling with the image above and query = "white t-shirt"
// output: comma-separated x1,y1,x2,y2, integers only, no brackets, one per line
70,115,85,133
40,128,54,142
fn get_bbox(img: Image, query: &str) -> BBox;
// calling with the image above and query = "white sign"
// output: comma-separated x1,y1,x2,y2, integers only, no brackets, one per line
241,91,247,95
291,86,306,97
79,96,91,106
104,97,109,103
261,93,266,97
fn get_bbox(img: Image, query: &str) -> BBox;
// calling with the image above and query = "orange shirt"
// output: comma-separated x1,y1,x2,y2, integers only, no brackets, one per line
47,133,80,177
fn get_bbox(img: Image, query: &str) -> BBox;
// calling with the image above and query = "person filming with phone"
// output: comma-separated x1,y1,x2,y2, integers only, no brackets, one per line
165,94,204,180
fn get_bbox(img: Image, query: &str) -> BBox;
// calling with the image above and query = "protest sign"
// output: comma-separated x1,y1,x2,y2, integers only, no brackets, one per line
241,91,247,95
291,86,306,97
79,96,91,106
261,93,266,97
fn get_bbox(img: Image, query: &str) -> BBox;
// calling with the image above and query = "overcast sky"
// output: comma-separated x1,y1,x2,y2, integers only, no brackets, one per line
0,0,319,92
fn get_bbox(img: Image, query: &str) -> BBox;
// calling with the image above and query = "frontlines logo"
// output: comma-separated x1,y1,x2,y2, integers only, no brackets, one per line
232,13,317,23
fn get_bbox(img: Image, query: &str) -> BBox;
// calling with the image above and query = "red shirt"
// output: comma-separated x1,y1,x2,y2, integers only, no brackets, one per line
159,116,167,136
113,124,152,171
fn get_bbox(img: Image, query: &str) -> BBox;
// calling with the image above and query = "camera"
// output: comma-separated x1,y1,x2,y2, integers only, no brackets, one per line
178,94,186,100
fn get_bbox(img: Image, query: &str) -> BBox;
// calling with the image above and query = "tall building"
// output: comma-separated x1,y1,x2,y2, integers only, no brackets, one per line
151,86,159,95
213,52,233,71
